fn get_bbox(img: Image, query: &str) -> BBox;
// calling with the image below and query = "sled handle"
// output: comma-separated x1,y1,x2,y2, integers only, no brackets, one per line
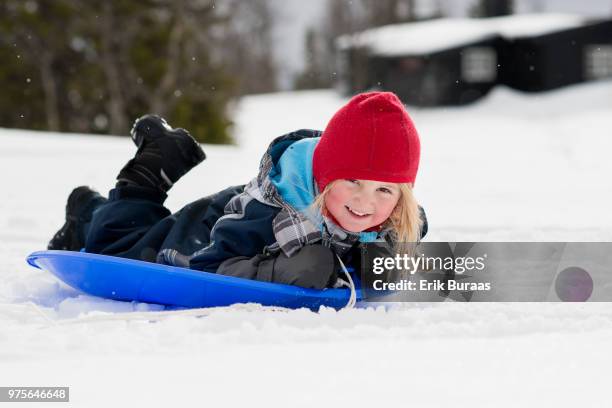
26,252,43,269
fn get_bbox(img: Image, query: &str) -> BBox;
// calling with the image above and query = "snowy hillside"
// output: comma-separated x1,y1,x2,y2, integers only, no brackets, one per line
1,81,612,407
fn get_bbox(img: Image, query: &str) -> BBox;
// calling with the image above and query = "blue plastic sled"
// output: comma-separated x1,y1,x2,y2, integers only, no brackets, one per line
26,250,361,310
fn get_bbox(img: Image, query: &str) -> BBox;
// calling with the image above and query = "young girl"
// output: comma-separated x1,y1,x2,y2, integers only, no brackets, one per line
48,91,428,290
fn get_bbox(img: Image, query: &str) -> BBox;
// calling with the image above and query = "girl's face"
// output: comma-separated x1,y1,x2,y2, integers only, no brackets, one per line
324,179,401,232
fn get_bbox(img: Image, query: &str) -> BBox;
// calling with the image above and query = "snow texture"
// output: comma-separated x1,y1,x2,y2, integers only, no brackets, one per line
1,81,612,407
339,13,588,56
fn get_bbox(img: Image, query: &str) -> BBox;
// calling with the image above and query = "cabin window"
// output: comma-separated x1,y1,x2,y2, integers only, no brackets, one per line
461,47,497,83
585,45,612,79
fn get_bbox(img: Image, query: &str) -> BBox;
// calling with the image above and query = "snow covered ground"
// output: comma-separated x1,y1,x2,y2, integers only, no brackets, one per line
1,81,612,407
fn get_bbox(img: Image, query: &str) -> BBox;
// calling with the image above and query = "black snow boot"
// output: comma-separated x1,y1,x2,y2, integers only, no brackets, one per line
48,186,107,251
116,114,206,192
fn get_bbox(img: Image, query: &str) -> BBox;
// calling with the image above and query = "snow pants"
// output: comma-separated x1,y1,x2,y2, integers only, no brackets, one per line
84,184,244,265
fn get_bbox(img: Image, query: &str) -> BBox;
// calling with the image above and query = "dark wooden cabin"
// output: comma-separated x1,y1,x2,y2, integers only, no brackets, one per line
337,14,612,106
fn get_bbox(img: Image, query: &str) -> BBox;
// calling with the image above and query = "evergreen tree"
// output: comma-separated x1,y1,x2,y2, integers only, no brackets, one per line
0,1,75,131
293,29,333,90
294,0,421,91
0,0,280,144
213,0,279,95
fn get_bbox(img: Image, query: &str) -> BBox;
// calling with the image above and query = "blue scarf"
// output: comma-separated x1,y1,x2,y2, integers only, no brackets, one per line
269,138,382,244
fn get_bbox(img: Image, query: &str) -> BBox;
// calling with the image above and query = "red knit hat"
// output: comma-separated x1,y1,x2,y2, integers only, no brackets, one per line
313,91,420,192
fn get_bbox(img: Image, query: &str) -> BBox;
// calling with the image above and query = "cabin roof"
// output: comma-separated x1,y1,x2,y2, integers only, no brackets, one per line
338,14,589,56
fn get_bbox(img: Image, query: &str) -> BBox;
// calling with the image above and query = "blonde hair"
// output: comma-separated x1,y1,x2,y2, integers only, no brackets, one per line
311,181,423,254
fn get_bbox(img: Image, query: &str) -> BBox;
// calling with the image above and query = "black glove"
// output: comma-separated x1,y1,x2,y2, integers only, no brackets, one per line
257,245,339,289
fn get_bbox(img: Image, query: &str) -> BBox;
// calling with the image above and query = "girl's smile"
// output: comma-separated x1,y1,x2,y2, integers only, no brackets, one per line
345,205,372,217
324,179,401,232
